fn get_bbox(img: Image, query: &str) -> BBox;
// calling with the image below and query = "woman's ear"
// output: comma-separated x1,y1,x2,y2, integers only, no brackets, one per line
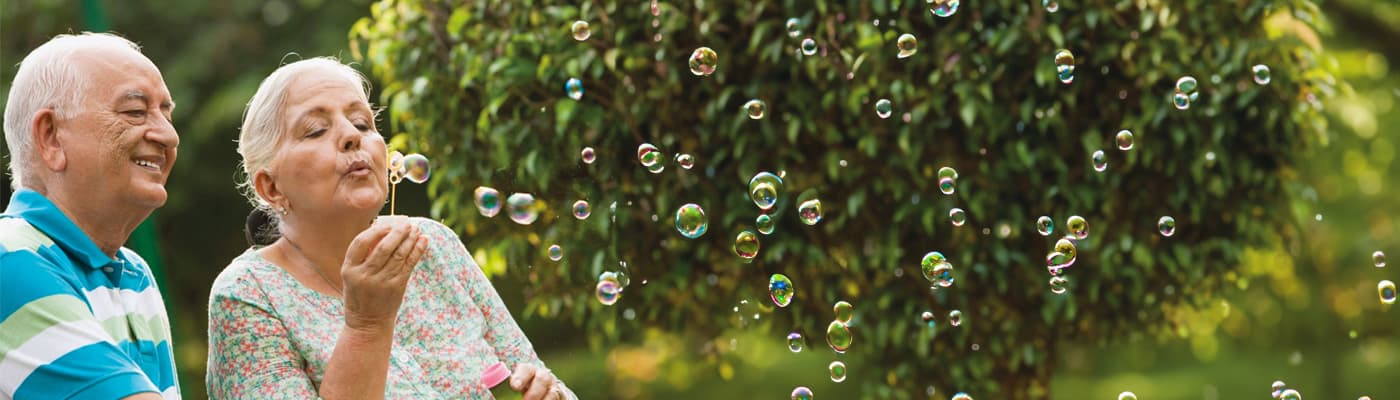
252,169,286,211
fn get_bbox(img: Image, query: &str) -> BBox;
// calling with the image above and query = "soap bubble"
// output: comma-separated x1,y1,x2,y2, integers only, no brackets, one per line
937,166,958,194
1118,392,1137,400
676,153,695,170
896,34,918,58
1280,389,1301,400
1054,237,1078,263
756,214,775,235
1054,49,1075,84
596,279,620,305
507,193,540,225
949,310,963,326
388,151,405,184
930,0,960,17
547,244,562,261
1272,381,1286,398
769,274,794,307
565,78,584,100
785,18,801,38
1092,150,1107,172
1037,216,1054,236
1253,64,1271,85
637,143,662,167
1158,216,1176,237
951,393,973,400
791,387,814,400
1374,251,1385,268
1066,216,1088,239
834,301,854,323
1173,91,1191,110
1044,0,1059,12
688,47,718,76
744,99,766,119
798,199,823,225
734,230,761,261
1049,276,1068,294
787,332,804,352
580,147,596,164
402,153,431,183
474,186,502,217
646,162,665,174
921,311,936,328
1116,130,1134,150
749,172,784,210
875,99,893,119
829,361,847,383
826,320,853,353
570,20,590,41
1174,76,1198,110
1176,76,1198,94
921,252,954,287
801,37,817,56
675,203,708,239
1046,251,1072,272
1380,280,1397,305
572,200,591,220
949,208,967,226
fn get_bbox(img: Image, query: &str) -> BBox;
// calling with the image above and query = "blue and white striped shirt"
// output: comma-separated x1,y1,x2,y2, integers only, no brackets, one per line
0,189,180,399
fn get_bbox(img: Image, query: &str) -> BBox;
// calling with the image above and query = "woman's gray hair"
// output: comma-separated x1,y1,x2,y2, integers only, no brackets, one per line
236,56,373,210
4,32,142,190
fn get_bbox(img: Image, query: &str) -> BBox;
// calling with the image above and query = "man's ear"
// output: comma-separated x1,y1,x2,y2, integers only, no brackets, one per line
253,169,285,211
31,109,65,173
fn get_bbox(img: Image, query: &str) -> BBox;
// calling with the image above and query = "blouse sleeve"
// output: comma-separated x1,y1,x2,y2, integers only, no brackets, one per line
206,268,321,400
417,219,578,399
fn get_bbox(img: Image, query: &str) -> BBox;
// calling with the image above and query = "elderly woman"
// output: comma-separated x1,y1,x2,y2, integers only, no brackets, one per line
206,58,574,400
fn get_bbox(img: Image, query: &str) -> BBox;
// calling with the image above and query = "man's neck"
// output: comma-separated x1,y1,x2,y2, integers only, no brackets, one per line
44,190,150,258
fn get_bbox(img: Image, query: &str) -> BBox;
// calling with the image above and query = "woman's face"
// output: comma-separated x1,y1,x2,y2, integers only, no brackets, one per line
269,73,386,220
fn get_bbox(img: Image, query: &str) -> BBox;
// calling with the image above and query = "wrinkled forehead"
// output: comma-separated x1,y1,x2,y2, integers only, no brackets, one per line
73,46,172,102
280,72,370,121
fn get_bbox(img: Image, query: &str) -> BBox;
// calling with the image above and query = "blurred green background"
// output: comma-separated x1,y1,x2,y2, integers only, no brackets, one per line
2,0,1398,399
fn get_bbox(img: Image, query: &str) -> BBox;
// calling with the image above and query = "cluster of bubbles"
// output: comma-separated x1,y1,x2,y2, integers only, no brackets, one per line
929,0,960,17
387,151,432,185
570,20,590,41
596,271,622,306
921,251,956,289
1054,49,1075,84
1271,380,1302,400
827,301,855,353
1174,76,1199,110
674,203,709,239
896,34,918,58
565,78,583,100
744,99,766,119
769,274,794,307
938,167,958,195
637,143,664,173
688,47,718,76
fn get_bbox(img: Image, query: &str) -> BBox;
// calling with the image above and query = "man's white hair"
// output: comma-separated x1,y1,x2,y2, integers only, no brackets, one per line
3,32,142,190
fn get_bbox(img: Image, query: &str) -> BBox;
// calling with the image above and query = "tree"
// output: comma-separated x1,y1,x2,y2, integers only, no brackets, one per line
352,0,1334,398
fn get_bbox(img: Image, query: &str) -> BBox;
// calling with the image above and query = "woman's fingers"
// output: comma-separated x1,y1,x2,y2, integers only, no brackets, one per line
388,225,420,267
344,224,391,265
363,222,412,270
403,236,429,269
523,370,556,400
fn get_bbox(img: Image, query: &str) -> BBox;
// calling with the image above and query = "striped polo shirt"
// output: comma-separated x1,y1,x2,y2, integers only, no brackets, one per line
0,189,180,399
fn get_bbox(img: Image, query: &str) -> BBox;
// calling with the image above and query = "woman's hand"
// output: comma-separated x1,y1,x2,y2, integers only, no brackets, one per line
509,364,566,400
340,217,428,332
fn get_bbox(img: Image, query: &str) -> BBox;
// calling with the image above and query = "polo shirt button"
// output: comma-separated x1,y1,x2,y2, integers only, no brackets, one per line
103,267,114,273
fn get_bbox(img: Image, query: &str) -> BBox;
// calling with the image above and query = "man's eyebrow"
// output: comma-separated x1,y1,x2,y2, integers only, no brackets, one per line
120,90,147,102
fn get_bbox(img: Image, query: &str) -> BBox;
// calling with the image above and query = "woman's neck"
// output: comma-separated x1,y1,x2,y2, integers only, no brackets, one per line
277,211,377,285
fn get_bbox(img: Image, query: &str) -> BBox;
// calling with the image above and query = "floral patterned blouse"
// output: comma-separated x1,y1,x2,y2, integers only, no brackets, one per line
206,217,572,399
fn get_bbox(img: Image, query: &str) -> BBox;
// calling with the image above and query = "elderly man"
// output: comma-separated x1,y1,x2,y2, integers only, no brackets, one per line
0,33,180,399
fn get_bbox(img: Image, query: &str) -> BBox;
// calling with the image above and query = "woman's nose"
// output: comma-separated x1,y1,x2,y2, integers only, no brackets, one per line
340,128,360,152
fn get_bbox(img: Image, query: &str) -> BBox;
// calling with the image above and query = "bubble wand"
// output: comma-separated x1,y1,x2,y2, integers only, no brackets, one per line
386,148,432,216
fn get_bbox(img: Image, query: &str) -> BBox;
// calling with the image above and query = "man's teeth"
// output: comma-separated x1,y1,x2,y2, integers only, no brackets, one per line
134,160,159,169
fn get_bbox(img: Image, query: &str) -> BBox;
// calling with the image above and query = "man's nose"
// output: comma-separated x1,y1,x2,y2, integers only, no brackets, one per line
147,116,180,150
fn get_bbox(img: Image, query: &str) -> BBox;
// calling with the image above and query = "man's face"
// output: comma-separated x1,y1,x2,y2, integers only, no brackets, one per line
55,47,178,211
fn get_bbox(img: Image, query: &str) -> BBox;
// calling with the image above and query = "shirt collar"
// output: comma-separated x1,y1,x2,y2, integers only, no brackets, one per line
3,189,116,268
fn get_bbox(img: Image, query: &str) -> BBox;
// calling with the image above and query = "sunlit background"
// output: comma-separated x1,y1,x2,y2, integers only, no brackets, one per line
3,0,1398,398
